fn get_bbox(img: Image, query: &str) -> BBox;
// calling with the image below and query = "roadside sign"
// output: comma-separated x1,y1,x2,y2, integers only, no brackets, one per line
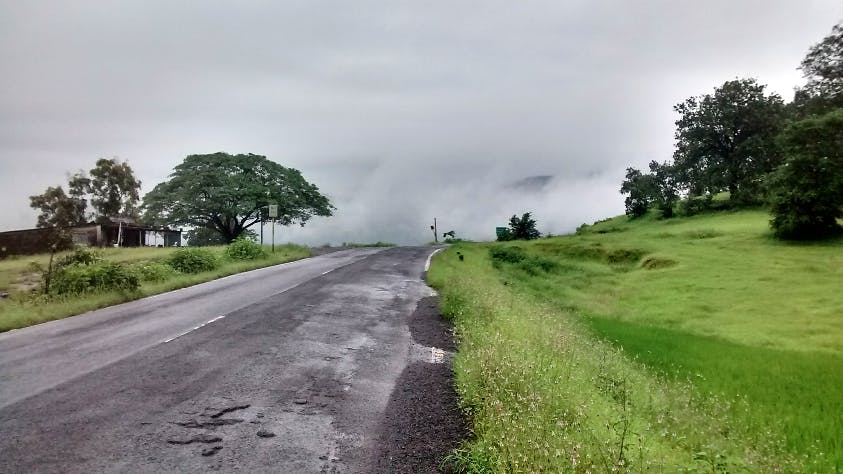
268,204,278,218
496,227,507,238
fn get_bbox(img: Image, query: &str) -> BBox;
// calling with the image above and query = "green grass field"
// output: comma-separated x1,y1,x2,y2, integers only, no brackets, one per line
428,209,842,471
0,244,310,332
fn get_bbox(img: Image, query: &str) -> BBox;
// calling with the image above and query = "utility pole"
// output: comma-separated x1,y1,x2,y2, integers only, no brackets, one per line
431,217,438,243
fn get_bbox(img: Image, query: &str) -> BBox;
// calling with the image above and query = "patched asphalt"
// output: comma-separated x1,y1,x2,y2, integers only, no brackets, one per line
0,246,465,473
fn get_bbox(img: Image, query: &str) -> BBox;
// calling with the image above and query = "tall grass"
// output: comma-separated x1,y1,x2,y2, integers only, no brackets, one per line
0,244,310,331
429,209,841,471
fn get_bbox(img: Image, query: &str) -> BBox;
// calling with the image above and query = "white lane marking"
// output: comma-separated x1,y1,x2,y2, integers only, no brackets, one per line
163,315,226,343
424,248,444,271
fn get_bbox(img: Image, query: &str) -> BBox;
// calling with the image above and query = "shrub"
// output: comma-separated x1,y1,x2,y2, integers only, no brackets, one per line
517,255,559,275
680,194,715,216
225,238,266,260
168,247,219,273
489,246,527,264
57,247,102,267
128,261,176,282
52,261,139,295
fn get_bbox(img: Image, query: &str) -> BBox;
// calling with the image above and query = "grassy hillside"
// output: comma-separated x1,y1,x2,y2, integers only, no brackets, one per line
428,209,841,471
0,244,310,332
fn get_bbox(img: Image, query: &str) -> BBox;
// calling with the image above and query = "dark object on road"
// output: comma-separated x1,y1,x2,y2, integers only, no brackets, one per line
201,446,222,456
167,434,222,445
256,430,276,438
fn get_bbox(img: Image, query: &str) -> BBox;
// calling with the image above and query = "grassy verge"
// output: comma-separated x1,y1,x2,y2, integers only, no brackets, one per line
0,244,310,332
428,209,840,471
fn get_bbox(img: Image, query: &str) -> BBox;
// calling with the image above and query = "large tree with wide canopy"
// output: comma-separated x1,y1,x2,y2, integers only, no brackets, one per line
142,153,334,243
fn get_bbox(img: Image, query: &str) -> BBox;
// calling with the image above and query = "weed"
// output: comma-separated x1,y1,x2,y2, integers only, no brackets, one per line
168,248,219,273
225,238,266,260
51,261,139,295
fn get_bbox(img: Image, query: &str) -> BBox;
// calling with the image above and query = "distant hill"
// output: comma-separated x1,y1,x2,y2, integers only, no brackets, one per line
508,175,553,192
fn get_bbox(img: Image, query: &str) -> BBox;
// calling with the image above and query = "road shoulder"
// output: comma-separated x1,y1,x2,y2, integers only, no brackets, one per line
374,295,469,473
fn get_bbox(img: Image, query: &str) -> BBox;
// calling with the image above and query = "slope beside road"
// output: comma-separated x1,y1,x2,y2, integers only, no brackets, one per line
0,246,461,472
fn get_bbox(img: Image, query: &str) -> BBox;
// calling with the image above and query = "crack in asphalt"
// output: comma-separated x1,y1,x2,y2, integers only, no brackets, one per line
166,434,222,445
208,403,251,419
172,418,244,429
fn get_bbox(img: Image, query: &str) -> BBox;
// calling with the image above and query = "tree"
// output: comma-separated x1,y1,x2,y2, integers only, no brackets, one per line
142,153,334,243
29,186,87,228
673,78,785,204
767,109,843,239
28,159,141,228
649,161,679,218
186,227,258,246
619,167,656,218
185,227,228,247
800,22,843,102
505,212,541,240
791,22,843,117
89,158,142,221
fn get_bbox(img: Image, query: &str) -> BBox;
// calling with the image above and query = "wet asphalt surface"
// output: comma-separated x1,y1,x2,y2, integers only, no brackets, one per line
0,247,465,473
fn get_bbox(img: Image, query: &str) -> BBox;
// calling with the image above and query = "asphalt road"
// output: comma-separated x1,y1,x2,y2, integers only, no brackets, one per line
0,246,444,473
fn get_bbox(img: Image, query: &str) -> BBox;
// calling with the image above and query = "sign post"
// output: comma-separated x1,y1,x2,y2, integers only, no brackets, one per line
268,204,278,253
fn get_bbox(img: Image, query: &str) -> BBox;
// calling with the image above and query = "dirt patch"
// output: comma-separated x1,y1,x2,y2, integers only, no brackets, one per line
374,296,469,473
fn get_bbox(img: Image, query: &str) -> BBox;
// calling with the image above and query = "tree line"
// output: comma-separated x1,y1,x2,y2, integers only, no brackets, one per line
28,153,333,246
620,22,842,240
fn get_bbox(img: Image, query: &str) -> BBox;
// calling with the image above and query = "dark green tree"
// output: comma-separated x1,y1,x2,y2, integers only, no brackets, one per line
619,167,657,218
800,22,843,102
673,78,785,204
89,158,142,221
142,153,334,243
767,109,843,239
29,160,140,228
506,212,541,240
29,186,87,228
791,22,843,117
186,227,259,246
649,161,679,218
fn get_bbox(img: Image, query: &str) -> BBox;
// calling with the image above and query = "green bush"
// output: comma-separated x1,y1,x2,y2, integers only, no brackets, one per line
128,261,176,282
490,246,558,275
57,247,102,267
225,238,266,260
489,246,527,263
517,255,559,275
168,247,219,273
52,261,139,295
680,194,714,216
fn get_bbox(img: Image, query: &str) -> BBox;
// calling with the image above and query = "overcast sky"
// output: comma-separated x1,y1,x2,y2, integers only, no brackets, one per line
1,1,840,245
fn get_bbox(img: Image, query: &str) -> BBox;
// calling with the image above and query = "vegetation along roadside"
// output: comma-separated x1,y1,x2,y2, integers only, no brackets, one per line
427,209,842,472
0,240,310,332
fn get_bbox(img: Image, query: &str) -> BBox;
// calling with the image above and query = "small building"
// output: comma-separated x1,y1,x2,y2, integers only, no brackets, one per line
0,220,182,257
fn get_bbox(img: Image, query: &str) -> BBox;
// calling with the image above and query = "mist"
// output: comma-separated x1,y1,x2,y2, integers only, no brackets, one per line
1,1,840,244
